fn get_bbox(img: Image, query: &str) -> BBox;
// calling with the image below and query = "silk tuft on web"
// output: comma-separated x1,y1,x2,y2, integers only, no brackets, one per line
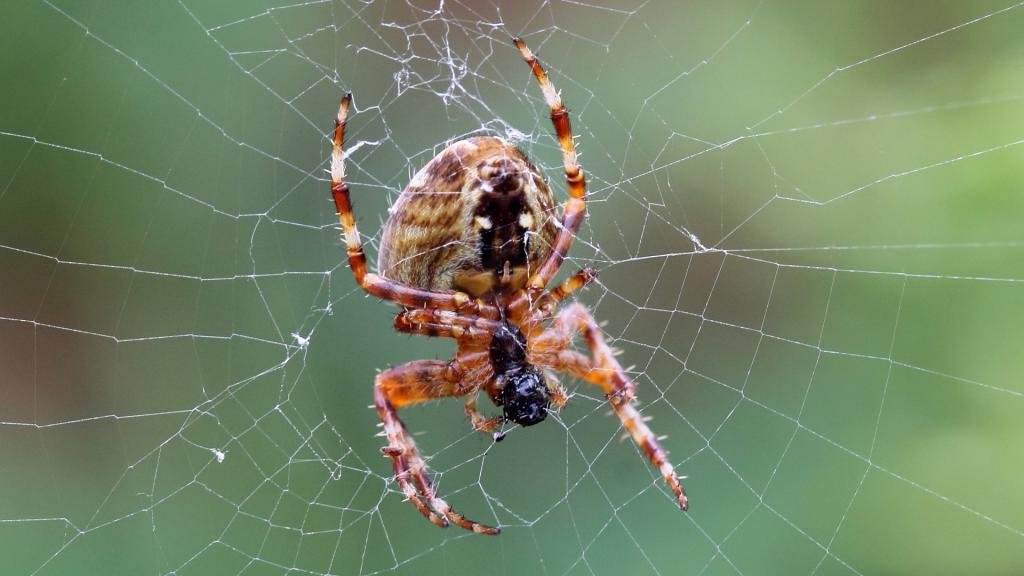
1,1,1023,575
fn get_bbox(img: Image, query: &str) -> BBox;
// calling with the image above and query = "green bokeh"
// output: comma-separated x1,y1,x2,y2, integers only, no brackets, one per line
2,1,1023,575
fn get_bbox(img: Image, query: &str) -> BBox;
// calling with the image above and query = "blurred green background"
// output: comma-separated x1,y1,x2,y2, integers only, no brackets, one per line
2,1,1023,574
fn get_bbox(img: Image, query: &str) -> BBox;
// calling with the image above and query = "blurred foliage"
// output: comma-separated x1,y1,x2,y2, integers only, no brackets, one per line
1,1,1023,575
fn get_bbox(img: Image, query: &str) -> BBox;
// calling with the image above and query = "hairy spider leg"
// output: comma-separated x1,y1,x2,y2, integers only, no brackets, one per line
533,303,689,511
530,268,598,322
513,38,588,299
509,266,597,324
394,308,502,342
464,394,504,435
374,359,501,534
330,94,498,316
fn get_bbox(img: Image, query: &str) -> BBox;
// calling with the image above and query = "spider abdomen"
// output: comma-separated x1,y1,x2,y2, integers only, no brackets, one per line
377,136,558,298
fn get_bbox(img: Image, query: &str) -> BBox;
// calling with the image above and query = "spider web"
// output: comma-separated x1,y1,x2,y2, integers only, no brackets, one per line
2,0,1024,574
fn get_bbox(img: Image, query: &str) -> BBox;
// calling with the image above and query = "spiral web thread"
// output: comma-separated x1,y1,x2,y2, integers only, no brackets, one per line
1,1,1023,574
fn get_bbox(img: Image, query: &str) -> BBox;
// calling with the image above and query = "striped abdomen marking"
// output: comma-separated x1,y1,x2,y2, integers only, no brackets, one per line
377,136,558,298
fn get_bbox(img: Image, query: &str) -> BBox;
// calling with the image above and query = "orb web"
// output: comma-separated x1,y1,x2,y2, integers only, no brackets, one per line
2,1,1023,575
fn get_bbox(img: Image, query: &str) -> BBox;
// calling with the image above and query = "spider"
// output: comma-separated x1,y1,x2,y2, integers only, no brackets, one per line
329,37,687,535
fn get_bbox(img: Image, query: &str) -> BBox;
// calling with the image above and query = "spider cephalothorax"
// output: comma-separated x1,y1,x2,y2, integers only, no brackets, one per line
328,37,688,535
489,322,550,427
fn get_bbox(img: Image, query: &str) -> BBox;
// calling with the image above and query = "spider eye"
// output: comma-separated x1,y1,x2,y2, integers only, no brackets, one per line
500,366,550,427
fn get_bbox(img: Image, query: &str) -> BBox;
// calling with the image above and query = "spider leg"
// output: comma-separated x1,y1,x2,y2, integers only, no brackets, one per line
375,359,501,534
531,303,688,510
513,38,588,298
545,371,569,409
532,267,597,318
330,95,497,316
394,308,502,343
464,394,503,435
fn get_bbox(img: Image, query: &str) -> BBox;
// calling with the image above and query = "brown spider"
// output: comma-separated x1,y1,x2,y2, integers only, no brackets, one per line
329,37,687,535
